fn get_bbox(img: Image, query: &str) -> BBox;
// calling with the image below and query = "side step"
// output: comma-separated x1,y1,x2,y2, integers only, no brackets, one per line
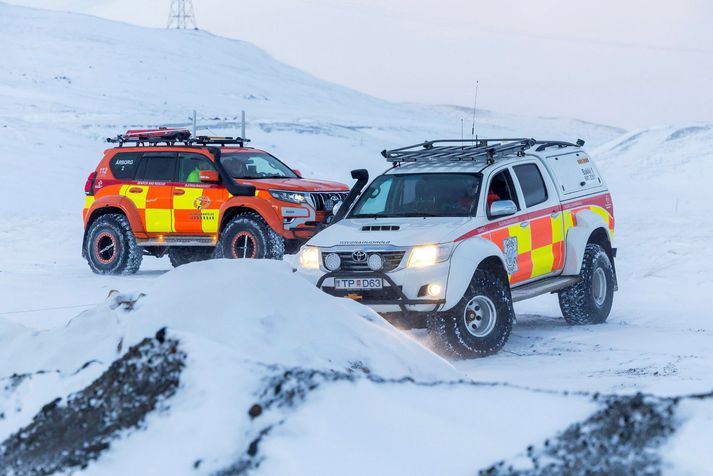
511,276,581,303
137,236,216,247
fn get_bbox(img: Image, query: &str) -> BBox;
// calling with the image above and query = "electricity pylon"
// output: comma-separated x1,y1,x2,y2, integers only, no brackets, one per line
167,0,198,30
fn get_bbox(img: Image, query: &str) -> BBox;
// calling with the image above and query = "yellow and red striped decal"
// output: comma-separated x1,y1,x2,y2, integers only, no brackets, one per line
455,193,614,283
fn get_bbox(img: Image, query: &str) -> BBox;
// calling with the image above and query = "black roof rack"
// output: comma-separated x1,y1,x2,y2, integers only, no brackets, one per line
381,138,536,165
106,135,250,148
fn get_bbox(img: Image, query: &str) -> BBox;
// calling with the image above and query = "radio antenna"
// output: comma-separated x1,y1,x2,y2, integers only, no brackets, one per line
460,118,464,147
471,80,479,140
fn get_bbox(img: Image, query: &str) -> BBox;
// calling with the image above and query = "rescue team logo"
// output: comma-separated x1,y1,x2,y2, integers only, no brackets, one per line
503,236,519,274
193,196,211,210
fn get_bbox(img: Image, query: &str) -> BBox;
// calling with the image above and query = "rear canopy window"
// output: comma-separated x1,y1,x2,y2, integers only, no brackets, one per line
513,164,548,208
109,152,142,180
546,154,602,194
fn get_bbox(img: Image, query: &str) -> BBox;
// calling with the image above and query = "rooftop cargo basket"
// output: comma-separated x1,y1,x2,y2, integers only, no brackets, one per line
107,128,250,147
381,138,585,165
381,138,536,165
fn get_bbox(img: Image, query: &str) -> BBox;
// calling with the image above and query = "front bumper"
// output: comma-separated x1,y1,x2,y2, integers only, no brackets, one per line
304,260,451,314
316,271,445,313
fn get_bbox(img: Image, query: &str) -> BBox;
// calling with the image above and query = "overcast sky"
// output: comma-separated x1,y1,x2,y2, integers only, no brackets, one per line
8,0,713,129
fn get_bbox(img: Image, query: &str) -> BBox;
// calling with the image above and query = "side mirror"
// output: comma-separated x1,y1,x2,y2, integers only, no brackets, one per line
199,170,221,183
489,200,518,218
293,169,303,178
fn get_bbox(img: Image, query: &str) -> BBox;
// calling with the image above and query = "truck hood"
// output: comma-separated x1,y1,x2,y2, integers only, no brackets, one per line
308,217,474,248
245,178,348,192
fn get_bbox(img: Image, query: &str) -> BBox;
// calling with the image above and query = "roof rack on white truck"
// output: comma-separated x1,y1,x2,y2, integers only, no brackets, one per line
381,138,586,164
298,136,616,359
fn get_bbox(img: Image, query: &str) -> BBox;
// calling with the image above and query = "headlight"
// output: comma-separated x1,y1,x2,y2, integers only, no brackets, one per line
270,190,308,204
299,246,321,269
407,244,453,268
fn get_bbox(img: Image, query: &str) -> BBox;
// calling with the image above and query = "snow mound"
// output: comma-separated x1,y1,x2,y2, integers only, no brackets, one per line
130,259,453,378
0,259,452,380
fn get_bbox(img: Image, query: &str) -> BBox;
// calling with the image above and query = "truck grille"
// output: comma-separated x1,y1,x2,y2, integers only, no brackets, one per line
327,250,406,272
310,192,349,212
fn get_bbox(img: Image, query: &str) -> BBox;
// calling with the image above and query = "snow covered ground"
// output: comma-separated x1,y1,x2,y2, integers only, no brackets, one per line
1,2,712,474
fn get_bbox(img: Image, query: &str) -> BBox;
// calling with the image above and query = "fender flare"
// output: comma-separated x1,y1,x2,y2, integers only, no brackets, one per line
218,196,283,235
443,237,508,312
563,209,612,275
84,196,145,235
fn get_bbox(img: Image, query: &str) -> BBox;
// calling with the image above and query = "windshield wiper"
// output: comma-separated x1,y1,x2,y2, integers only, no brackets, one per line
351,212,441,218
387,212,440,217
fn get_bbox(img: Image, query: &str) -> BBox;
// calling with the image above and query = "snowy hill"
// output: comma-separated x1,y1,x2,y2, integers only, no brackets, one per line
0,1,623,216
1,2,713,475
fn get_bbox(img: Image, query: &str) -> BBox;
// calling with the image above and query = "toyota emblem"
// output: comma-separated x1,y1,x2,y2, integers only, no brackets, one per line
352,250,367,262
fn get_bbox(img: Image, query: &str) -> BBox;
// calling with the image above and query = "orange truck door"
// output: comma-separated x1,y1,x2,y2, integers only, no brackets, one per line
173,153,228,234
512,162,565,280
123,153,176,233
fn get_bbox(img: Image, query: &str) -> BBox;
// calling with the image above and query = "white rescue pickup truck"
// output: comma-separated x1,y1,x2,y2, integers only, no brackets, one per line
297,138,617,358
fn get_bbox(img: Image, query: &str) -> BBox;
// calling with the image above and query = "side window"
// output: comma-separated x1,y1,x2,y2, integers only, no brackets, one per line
137,156,176,182
513,164,548,208
486,169,520,217
178,153,216,183
109,152,142,180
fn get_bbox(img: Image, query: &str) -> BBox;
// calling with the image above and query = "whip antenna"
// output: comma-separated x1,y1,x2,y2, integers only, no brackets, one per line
471,80,479,139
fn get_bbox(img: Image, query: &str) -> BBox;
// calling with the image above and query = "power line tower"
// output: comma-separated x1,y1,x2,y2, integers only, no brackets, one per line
167,0,198,30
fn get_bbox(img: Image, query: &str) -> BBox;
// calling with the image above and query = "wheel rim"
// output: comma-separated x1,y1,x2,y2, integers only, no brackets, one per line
592,267,607,306
463,295,497,338
231,231,257,259
95,232,117,264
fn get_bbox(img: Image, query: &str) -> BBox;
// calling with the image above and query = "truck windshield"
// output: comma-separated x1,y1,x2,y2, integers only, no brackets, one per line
349,173,481,218
221,152,298,179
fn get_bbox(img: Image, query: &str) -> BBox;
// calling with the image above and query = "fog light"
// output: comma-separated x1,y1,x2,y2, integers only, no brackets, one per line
426,283,442,297
367,253,384,271
324,253,341,271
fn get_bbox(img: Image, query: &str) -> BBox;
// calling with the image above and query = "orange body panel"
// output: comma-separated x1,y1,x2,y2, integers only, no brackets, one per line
83,145,349,243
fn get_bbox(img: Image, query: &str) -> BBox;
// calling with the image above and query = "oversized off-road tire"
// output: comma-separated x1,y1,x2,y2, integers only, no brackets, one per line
558,243,615,325
168,247,214,267
426,269,515,359
85,214,142,275
214,213,285,260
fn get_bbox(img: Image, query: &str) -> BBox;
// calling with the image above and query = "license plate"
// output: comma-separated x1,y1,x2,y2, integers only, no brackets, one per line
334,277,383,290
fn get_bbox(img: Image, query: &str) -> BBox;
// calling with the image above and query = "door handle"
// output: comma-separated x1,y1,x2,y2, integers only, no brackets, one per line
173,189,186,196
128,187,143,194
520,221,529,228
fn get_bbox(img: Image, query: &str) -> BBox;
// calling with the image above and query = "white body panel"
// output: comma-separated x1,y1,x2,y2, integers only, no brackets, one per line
297,143,616,313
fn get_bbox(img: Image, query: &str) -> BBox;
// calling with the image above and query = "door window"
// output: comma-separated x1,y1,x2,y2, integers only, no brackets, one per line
513,164,548,208
178,154,216,183
486,169,520,218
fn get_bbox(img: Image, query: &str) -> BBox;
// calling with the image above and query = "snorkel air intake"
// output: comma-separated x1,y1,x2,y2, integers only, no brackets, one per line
330,169,369,225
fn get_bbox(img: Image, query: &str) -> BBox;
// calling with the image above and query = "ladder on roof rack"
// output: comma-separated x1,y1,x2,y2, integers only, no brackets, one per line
381,138,536,164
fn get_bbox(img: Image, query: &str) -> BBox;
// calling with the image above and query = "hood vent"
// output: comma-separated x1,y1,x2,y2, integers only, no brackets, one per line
361,225,400,232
